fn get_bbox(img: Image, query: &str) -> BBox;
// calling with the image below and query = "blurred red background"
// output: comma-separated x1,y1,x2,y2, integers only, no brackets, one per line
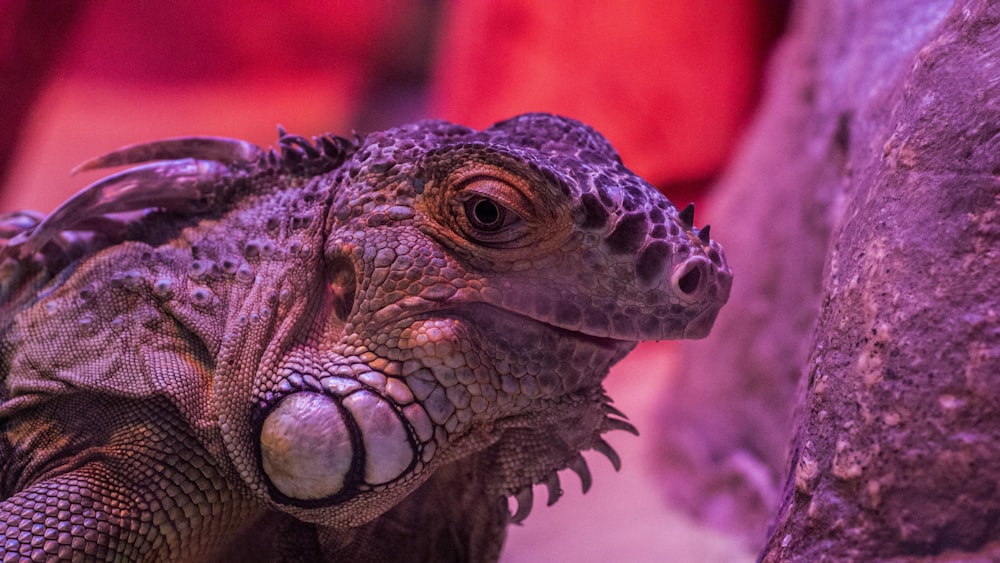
0,0,786,213
0,1,788,560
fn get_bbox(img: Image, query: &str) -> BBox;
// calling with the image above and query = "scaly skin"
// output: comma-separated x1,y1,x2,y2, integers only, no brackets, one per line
0,113,731,561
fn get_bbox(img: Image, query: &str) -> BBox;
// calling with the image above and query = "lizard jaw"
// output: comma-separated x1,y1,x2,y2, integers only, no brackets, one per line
256,300,635,508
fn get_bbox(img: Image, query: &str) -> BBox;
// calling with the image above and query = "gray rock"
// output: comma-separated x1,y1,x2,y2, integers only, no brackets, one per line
654,0,1000,558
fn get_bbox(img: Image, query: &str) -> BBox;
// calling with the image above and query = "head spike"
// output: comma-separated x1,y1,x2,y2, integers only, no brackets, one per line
278,134,321,159
276,124,289,138
8,159,230,258
543,472,563,506
71,137,263,175
0,211,43,239
602,402,629,420
592,438,622,471
679,202,695,227
281,145,304,165
510,486,534,524
605,417,640,436
567,453,593,493
698,224,712,243
318,135,349,159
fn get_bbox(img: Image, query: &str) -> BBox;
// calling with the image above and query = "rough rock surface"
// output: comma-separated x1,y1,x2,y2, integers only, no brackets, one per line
654,0,1000,557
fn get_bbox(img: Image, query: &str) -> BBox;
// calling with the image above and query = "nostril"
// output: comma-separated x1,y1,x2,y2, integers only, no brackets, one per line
677,266,701,295
671,258,710,300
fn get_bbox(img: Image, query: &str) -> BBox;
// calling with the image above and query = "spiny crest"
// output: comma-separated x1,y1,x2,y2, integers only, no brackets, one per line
1,130,357,260
0,128,357,305
265,125,357,176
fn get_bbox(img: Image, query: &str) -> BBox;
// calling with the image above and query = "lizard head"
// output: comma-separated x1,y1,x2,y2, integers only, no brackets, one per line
252,113,731,525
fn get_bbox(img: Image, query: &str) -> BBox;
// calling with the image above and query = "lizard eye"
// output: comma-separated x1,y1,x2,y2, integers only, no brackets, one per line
452,177,528,244
425,157,573,257
464,196,506,231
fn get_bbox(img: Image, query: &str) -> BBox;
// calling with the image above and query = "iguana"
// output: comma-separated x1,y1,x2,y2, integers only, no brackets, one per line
0,113,731,562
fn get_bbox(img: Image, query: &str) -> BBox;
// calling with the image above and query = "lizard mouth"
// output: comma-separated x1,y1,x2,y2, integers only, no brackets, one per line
529,314,634,350
434,302,637,354
372,296,638,351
